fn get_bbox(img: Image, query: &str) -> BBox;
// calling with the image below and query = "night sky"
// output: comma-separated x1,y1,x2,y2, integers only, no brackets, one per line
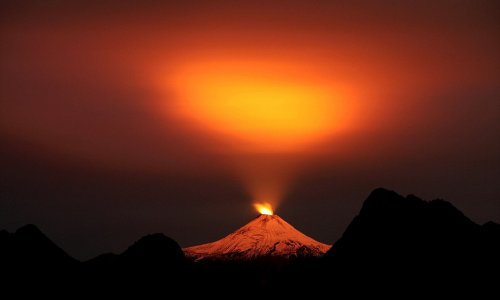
1,0,499,260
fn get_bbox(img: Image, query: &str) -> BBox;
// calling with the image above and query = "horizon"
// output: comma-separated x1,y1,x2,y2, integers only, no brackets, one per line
1,187,495,260
3,187,496,262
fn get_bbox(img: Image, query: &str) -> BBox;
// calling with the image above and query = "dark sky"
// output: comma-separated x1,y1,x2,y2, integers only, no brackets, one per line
1,0,499,260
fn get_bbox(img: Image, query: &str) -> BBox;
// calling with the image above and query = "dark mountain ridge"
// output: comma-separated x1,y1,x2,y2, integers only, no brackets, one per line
322,188,499,295
1,188,498,296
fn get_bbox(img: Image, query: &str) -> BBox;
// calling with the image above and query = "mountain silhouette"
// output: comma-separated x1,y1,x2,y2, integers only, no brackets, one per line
1,188,499,296
322,188,500,294
82,232,186,294
118,233,186,272
1,225,187,295
0,224,80,296
1,224,77,272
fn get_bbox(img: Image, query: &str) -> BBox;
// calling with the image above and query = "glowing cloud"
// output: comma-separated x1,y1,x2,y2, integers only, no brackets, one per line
168,59,343,153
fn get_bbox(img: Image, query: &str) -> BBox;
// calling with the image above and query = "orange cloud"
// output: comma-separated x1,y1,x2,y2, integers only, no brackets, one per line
166,59,348,153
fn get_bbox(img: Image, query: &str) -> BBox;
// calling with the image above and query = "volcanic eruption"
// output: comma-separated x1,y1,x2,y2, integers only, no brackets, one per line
184,203,331,261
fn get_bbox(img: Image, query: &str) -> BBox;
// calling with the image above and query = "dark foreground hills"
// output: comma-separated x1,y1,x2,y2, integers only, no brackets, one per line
1,188,499,296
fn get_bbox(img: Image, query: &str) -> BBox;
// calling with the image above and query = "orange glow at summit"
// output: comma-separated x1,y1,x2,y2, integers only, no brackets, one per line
254,202,274,215
167,59,347,153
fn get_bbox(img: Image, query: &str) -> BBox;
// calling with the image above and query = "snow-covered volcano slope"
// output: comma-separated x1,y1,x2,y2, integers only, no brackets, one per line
184,214,331,261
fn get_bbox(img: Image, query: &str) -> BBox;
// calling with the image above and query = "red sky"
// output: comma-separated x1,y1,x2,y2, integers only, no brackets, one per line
1,0,499,259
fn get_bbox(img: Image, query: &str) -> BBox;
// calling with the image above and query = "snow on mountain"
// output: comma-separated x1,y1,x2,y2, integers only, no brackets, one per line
184,214,331,261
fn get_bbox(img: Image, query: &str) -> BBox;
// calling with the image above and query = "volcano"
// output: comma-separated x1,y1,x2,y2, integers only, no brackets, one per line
184,214,331,261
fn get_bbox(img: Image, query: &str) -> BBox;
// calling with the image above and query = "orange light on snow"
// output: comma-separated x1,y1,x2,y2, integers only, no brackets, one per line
254,202,274,215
